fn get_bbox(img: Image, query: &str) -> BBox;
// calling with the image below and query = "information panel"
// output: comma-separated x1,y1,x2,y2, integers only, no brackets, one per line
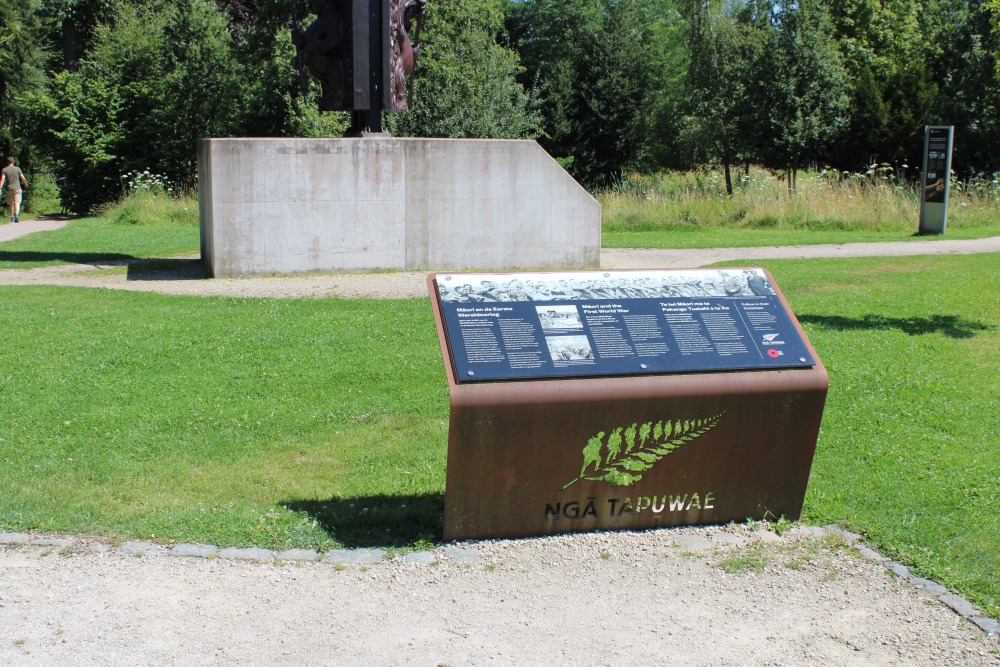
434,269,814,382
919,125,954,234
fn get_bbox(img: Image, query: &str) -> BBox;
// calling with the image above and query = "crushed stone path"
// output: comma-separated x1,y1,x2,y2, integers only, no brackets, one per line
0,217,68,242
0,221,997,299
0,525,997,666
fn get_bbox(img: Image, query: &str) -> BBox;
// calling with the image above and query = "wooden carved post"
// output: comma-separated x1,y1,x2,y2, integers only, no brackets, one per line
292,0,425,135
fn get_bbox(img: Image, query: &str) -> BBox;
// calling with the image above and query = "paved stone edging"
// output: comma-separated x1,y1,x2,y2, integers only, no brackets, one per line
0,531,480,567
1,526,996,641
822,526,1000,640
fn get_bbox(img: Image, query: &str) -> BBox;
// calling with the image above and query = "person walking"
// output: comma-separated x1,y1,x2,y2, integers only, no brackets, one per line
1,157,28,223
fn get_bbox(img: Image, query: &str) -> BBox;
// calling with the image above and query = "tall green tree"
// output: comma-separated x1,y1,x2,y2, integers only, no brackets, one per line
509,0,662,186
643,1,688,170
825,0,931,170
389,0,540,139
40,0,113,72
25,0,241,212
762,0,850,189
919,0,1000,174
1,0,49,157
677,0,770,194
992,0,1000,78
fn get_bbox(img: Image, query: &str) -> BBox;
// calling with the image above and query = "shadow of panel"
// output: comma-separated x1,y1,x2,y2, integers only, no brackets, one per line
798,313,991,339
284,493,445,549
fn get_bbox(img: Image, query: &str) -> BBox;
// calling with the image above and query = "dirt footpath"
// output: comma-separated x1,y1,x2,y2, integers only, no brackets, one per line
1,219,997,299
0,525,997,666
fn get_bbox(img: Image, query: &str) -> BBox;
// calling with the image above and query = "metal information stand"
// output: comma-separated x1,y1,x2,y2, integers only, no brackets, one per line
429,269,829,541
919,126,954,234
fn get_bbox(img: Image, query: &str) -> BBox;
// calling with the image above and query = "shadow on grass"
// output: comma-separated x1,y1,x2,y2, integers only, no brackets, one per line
0,250,135,264
799,313,992,339
126,258,208,281
284,493,445,548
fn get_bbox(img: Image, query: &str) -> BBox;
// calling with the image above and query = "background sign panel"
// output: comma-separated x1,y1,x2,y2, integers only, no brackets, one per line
919,125,954,234
435,269,814,382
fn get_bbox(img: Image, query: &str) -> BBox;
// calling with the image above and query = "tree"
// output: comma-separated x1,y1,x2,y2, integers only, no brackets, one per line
825,0,931,170
676,0,770,194
993,1,1000,78
509,0,662,186
919,0,1000,175
762,0,850,189
26,0,242,212
0,0,49,157
643,1,688,170
40,0,113,72
388,0,540,139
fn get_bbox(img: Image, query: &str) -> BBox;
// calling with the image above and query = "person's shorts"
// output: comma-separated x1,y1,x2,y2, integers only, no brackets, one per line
4,190,22,213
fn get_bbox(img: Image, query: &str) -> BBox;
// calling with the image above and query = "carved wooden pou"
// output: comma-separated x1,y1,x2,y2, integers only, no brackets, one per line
292,0,425,129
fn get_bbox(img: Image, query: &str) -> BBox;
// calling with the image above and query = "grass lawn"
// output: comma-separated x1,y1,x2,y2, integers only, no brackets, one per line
0,290,448,549
602,224,1000,249
0,243,996,616
3,192,998,272
762,253,999,619
0,216,200,269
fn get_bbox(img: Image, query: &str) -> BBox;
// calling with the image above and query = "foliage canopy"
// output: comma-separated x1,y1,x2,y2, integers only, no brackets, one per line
2,0,998,210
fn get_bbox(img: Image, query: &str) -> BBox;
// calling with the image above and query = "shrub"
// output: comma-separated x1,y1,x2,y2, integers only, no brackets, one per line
21,170,63,215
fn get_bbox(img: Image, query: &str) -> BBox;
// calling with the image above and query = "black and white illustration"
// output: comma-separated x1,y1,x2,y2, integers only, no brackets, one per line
545,335,595,364
536,305,583,332
438,270,776,303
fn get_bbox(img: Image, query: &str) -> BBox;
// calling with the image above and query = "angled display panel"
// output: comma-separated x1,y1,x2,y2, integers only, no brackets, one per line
434,269,814,382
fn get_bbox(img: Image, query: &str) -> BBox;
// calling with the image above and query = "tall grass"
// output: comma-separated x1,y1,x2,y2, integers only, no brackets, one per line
601,166,1000,244
98,170,199,227
99,189,199,227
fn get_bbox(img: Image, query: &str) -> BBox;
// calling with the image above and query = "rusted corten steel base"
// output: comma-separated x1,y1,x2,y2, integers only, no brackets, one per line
428,274,829,542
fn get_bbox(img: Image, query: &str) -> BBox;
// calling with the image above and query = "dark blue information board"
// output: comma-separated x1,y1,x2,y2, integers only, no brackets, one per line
435,269,814,383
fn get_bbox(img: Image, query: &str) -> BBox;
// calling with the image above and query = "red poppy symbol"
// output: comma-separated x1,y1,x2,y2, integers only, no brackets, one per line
767,349,782,358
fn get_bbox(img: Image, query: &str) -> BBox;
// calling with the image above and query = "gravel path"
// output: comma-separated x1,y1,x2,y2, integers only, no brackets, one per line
2,220,998,664
1,219,997,299
1,525,997,666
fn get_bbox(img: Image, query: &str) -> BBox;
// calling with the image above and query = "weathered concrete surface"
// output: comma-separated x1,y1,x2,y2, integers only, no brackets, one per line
198,138,600,277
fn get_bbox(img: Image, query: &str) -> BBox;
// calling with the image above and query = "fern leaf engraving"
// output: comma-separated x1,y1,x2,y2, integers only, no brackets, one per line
639,422,651,447
579,431,605,478
607,428,623,460
561,412,725,490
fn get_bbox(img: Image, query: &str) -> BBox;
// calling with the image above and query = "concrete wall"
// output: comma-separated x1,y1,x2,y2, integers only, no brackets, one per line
198,137,601,277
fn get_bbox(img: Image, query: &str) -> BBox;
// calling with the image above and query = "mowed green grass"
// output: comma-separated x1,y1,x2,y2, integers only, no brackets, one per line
759,253,999,619
0,253,997,618
0,289,449,549
4,189,997,272
0,216,200,269
602,223,1000,249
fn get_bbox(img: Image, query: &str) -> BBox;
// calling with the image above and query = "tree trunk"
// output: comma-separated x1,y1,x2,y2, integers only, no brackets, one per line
63,18,78,72
724,160,733,196
786,163,798,195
